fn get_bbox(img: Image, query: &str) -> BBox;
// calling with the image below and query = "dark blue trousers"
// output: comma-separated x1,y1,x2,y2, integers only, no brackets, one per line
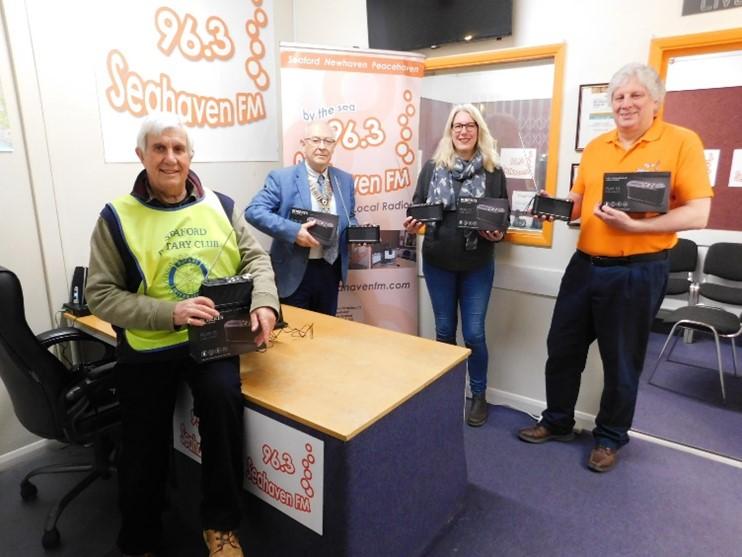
116,355,244,554
281,258,341,316
541,252,669,449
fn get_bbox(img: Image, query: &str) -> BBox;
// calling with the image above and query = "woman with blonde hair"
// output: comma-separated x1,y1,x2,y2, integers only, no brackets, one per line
403,103,508,426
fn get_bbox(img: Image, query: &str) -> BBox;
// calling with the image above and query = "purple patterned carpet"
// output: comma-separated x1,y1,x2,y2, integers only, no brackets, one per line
633,331,742,460
424,405,742,557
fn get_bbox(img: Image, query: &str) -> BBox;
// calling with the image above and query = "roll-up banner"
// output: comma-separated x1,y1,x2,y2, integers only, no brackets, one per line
279,44,424,334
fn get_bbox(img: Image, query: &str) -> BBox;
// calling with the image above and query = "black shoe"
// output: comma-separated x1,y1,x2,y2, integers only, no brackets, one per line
467,393,488,427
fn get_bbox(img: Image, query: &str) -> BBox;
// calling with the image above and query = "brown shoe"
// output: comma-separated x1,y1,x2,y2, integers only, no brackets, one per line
203,530,243,557
518,423,575,444
588,446,618,473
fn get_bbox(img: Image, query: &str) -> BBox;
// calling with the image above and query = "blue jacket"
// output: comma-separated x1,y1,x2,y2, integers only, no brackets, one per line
245,163,357,298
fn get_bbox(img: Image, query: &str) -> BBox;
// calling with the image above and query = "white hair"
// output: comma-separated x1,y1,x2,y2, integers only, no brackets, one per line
607,63,665,103
136,112,194,155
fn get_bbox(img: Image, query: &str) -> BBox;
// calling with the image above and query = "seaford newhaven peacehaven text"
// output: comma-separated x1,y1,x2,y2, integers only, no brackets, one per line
286,54,422,75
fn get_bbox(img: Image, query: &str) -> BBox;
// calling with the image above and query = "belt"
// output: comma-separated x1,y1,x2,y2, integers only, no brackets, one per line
576,249,668,267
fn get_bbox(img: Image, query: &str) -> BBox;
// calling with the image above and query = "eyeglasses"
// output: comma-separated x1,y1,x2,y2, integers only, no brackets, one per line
304,136,337,146
452,122,478,132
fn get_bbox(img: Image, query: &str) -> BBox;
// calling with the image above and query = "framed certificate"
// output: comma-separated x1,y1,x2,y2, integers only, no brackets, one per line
570,163,580,190
575,83,613,151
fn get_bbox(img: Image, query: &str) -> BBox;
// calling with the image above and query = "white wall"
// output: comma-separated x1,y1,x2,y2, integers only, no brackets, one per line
0,0,741,459
0,3,52,458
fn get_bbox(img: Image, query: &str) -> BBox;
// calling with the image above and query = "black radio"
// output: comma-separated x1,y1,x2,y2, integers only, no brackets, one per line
406,202,444,223
532,195,574,221
289,207,339,246
199,273,253,310
347,224,381,244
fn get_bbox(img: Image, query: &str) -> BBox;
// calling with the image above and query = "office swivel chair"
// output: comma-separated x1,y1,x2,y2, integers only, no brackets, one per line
651,242,742,402
0,266,120,549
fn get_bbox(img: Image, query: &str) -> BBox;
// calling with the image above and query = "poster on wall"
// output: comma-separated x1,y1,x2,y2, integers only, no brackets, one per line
575,83,613,151
279,43,424,334
0,78,12,152
704,149,720,186
730,149,742,188
94,0,278,162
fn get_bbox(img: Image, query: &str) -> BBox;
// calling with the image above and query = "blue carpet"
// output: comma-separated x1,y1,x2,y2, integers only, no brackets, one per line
424,405,742,557
5,407,742,556
633,332,742,460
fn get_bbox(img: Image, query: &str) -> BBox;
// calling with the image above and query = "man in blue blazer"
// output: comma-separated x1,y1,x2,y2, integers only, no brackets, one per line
246,121,357,315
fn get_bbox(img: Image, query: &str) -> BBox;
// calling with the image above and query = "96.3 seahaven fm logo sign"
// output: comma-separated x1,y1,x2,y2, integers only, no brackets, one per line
95,0,278,162
174,387,325,534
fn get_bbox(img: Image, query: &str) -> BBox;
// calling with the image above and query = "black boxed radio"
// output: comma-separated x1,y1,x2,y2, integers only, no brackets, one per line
406,202,444,223
188,306,258,363
456,197,510,232
602,172,670,213
347,224,381,244
289,207,338,246
189,273,256,363
532,195,574,221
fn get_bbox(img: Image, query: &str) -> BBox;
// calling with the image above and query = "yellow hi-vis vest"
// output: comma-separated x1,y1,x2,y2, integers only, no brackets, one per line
109,188,240,352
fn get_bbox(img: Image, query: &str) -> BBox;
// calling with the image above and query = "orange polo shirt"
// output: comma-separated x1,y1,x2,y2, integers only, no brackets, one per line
573,118,713,256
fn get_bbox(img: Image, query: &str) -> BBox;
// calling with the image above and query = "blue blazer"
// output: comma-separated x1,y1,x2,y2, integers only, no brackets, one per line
245,163,357,298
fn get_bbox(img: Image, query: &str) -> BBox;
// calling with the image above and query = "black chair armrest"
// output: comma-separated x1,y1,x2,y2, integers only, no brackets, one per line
37,327,116,369
37,327,104,348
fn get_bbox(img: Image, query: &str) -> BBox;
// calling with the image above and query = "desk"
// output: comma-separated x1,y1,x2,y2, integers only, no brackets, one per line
68,307,470,556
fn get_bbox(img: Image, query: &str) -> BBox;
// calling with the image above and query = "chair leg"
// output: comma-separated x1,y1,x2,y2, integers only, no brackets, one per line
42,469,104,548
23,463,94,484
649,323,683,387
710,329,727,403
732,337,739,377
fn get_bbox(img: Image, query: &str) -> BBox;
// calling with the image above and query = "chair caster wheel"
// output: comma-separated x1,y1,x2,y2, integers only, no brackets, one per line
42,527,61,549
20,480,38,501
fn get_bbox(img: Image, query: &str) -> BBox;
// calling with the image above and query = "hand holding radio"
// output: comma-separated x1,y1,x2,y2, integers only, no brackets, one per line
250,306,277,347
173,296,220,328
478,229,504,242
403,215,424,234
295,219,321,248
593,201,642,232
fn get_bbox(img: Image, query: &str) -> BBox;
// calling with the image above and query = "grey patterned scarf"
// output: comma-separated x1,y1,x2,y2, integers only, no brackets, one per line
427,151,486,250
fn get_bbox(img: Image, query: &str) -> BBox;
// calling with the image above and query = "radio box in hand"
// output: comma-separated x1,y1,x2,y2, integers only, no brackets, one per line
189,273,256,363
188,306,258,363
456,197,510,232
602,172,670,213
289,207,339,246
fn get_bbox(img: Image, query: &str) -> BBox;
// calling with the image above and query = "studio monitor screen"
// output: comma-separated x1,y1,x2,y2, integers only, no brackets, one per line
367,0,513,52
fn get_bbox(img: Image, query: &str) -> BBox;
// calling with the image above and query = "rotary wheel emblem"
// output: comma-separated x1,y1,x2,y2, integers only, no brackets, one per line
169,257,207,299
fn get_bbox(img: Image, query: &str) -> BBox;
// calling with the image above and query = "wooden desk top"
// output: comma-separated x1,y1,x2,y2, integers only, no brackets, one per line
67,307,470,441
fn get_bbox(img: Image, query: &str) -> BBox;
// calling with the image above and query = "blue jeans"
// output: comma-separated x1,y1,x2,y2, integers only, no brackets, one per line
541,252,669,449
423,259,495,395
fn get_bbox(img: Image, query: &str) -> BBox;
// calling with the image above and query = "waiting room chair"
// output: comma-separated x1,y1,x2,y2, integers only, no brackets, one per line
650,242,742,402
665,238,698,299
0,266,120,549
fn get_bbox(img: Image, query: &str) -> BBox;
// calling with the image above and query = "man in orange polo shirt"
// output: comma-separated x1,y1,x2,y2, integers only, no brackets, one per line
518,63,713,472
